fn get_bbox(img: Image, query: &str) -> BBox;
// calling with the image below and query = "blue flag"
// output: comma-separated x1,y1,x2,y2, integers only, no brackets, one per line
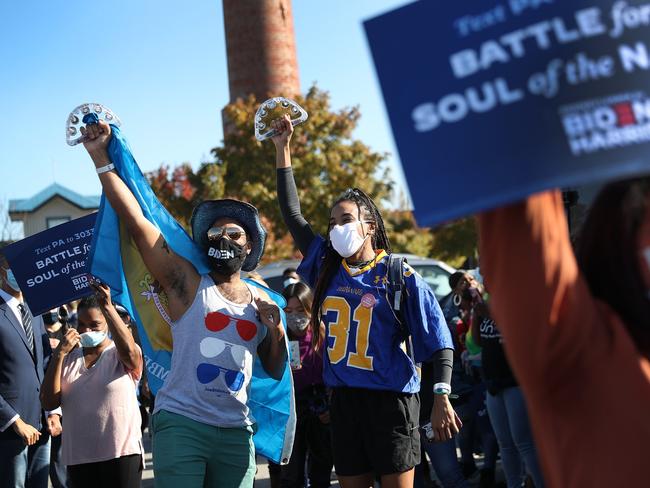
88,125,296,464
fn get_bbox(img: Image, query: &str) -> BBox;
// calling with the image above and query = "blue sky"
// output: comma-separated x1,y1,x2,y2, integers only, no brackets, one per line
0,0,411,232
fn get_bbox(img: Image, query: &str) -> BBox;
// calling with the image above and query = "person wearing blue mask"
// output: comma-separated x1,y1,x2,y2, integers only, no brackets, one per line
0,248,61,488
40,281,144,488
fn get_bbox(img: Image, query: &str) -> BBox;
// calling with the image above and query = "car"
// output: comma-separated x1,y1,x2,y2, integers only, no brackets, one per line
255,254,456,302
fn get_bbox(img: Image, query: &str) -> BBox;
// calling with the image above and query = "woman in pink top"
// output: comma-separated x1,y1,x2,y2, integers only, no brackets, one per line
41,281,144,488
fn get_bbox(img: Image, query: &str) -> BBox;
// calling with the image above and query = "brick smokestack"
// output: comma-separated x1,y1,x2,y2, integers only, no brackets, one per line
222,0,300,102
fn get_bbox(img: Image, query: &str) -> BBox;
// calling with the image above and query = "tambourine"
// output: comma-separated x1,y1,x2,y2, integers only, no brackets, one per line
254,97,308,142
66,103,121,146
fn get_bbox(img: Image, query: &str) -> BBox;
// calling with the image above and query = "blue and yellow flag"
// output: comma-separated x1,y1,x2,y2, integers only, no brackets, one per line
88,125,295,464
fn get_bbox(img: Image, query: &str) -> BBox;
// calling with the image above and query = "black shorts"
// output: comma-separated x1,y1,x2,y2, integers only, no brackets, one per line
329,387,420,477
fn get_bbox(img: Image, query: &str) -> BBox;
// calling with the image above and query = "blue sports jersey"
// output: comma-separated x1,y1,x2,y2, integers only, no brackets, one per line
298,236,453,393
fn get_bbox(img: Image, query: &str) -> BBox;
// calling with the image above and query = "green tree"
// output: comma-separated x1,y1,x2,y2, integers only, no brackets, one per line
430,217,478,268
147,162,225,229
147,85,453,262
213,85,395,260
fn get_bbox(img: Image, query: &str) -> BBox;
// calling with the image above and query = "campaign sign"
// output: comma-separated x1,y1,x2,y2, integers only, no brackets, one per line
3,213,97,315
365,0,650,226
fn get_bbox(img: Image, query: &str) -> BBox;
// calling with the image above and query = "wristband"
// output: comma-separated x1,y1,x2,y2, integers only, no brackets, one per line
96,163,115,174
433,382,452,395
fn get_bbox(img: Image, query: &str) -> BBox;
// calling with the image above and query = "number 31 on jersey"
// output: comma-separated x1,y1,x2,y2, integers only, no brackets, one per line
322,296,374,371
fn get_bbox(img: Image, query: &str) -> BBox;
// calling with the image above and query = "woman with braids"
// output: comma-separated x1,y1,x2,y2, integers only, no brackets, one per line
270,116,459,488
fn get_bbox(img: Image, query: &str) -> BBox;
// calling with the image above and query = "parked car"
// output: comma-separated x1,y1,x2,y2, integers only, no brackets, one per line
255,254,456,302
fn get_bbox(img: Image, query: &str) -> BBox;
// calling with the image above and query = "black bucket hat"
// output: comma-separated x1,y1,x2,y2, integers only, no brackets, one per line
190,199,267,272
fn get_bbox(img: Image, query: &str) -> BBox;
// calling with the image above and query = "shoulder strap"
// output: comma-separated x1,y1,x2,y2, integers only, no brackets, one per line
387,254,409,337
387,254,405,319
387,255,416,363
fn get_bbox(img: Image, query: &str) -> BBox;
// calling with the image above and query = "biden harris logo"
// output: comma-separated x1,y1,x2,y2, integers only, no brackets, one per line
560,91,650,156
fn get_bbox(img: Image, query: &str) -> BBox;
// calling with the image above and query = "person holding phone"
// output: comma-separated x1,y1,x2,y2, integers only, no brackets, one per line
40,281,144,488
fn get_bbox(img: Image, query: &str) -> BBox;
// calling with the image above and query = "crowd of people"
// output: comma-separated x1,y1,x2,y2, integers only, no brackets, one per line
1,114,649,488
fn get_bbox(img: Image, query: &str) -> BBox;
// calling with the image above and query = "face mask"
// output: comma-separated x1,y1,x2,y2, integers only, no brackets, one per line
286,312,310,333
42,311,59,326
206,237,248,276
79,330,107,348
2,268,20,292
329,222,368,258
283,277,299,288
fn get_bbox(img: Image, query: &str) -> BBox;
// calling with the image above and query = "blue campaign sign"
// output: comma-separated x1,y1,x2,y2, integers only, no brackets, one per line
3,213,97,315
365,0,650,226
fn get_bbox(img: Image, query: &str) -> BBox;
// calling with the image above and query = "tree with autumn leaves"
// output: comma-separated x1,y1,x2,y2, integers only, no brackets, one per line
147,86,476,266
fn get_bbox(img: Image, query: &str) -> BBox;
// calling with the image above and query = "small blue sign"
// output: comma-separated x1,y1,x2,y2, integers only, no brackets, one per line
3,213,97,315
365,0,650,226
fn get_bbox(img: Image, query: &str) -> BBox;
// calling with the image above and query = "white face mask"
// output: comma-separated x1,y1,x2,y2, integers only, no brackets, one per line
286,312,310,333
329,222,368,258
79,330,107,348
283,277,299,289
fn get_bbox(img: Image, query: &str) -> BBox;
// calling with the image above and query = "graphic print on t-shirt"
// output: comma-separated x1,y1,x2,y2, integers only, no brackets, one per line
197,310,255,395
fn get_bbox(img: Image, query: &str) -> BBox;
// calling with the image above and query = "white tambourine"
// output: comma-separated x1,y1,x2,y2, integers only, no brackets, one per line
254,97,308,142
66,103,121,146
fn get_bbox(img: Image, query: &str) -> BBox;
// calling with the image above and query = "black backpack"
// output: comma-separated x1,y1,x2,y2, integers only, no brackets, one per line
386,254,415,362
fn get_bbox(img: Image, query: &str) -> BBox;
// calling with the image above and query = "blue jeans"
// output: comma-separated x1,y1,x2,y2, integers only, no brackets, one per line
0,432,51,488
49,433,68,488
486,387,544,488
456,383,499,471
420,438,469,488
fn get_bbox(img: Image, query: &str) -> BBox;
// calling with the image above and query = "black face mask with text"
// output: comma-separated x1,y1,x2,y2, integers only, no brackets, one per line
206,237,248,276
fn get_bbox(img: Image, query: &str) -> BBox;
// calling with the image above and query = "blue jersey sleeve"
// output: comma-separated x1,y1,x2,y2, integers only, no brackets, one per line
297,235,327,288
402,263,454,362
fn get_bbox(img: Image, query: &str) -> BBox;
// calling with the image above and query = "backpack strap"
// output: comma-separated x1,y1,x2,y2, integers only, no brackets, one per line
387,255,415,362
387,254,406,323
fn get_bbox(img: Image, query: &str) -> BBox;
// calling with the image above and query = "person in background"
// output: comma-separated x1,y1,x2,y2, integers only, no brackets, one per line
470,300,543,488
282,268,301,289
61,302,78,329
40,282,144,488
41,308,69,488
454,292,499,487
0,249,61,488
281,282,333,488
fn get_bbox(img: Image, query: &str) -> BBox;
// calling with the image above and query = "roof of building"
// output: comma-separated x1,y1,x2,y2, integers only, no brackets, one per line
9,183,100,214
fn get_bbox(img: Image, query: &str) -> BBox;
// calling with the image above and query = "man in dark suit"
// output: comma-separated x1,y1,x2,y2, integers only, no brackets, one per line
0,249,61,488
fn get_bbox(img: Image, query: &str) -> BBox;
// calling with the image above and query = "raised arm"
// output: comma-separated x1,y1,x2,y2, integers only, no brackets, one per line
82,121,199,320
271,116,316,255
92,281,142,373
478,191,608,393
41,328,80,410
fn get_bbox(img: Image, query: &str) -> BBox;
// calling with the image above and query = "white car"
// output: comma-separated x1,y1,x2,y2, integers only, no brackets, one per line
255,254,456,301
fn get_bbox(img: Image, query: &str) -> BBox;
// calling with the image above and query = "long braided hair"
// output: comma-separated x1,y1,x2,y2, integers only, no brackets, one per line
310,188,391,348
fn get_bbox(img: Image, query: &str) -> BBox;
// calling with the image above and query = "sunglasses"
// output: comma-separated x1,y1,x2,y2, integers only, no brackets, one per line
205,311,257,342
196,363,245,391
207,226,246,242
199,337,248,367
